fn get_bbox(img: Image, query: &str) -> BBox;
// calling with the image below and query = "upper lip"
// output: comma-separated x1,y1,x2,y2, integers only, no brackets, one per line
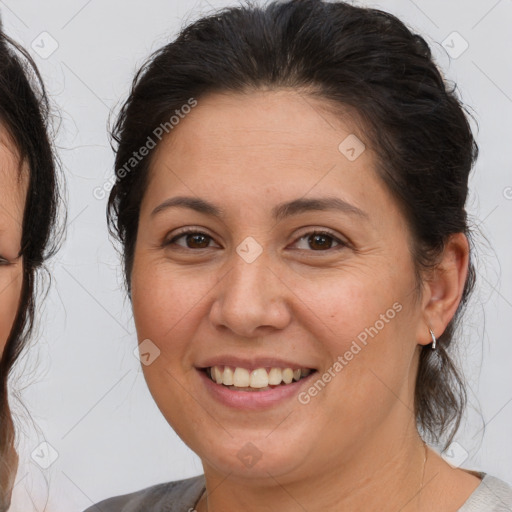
196,356,317,372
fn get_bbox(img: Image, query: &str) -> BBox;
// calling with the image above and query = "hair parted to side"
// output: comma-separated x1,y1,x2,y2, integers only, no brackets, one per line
107,0,478,449
0,25,62,510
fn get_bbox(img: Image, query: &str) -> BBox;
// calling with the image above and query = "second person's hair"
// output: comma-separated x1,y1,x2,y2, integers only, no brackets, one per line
0,27,61,510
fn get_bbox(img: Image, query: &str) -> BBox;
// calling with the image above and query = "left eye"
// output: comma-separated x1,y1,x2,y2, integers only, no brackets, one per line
292,231,345,251
165,229,346,252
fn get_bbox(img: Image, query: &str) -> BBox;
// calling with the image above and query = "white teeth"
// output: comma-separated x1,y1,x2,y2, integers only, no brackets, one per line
282,368,294,384
268,367,282,385
233,367,250,387
249,368,268,388
213,366,223,384
207,365,313,389
222,366,234,386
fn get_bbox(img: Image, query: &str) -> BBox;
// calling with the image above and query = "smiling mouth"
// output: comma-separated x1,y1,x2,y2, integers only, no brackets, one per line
203,365,316,392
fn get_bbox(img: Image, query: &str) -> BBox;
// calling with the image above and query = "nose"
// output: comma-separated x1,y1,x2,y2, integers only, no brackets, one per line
208,249,292,338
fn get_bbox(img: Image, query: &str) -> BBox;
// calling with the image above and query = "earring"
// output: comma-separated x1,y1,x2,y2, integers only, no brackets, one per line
428,327,436,350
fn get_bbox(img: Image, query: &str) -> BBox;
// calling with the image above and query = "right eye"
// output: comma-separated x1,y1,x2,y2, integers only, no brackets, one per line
164,229,221,250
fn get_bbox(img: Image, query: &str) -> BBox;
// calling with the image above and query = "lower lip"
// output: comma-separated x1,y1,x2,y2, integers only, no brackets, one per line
197,369,317,410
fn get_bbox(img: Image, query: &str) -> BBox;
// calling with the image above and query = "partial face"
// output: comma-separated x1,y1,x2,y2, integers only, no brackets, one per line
0,126,27,357
131,90,426,481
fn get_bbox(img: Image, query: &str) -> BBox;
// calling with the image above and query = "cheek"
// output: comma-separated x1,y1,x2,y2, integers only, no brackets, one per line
130,258,217,355
290,262,413,347
0,265,23,354
292,264,419,409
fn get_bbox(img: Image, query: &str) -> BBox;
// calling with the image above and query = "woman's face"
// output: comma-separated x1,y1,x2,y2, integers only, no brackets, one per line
0,127,26,357
131,90,431,481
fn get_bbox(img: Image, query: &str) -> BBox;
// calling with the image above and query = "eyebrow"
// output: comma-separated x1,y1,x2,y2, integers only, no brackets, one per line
151,195,368,220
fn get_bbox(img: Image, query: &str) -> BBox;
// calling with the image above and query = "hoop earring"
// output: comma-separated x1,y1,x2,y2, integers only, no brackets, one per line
428,327,437,350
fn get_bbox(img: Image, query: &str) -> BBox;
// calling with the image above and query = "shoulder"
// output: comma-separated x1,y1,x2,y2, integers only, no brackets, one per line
82,474,205,512
459,472,512,511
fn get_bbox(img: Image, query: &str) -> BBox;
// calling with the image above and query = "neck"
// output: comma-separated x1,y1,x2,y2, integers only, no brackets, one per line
196,429,431,512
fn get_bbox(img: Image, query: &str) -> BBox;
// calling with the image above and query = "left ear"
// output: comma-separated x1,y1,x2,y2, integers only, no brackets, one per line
416,233,469,346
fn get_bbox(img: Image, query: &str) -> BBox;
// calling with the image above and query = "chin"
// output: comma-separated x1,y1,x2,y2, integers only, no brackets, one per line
194,434,313,482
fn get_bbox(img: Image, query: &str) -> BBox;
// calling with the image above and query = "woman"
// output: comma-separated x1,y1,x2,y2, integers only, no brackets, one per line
89,1,512,510
0,23,60,511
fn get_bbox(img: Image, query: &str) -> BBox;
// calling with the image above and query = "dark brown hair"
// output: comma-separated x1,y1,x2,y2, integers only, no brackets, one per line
0,27,61,509
107,0,477,449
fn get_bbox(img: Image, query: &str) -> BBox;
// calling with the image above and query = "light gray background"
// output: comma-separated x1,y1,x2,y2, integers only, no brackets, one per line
1,0,511,510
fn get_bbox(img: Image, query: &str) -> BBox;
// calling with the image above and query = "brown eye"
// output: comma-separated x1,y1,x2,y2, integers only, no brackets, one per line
308,233,335,250
165,230,219,250
183,233,211,249
293,230,346,251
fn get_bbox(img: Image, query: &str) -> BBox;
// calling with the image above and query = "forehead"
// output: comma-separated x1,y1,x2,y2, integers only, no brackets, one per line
160,89,362,161
144,89,388,215
0,124,28,227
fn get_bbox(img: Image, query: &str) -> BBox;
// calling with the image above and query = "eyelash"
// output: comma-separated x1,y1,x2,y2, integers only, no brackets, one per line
164,228,348,253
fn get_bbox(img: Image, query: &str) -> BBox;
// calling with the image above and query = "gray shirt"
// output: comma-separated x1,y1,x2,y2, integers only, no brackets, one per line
84,472,512,511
